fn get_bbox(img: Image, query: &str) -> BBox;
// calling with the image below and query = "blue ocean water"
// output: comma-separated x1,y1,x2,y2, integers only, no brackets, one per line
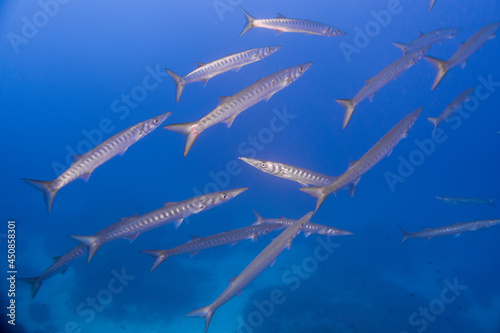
1,0,500,332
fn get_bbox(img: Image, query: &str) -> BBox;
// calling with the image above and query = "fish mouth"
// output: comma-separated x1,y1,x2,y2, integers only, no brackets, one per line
157,112,174,124
228,187,249,197
238,157,261,167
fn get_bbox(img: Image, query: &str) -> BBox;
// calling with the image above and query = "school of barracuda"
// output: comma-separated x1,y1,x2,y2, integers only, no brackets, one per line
20,4,499,332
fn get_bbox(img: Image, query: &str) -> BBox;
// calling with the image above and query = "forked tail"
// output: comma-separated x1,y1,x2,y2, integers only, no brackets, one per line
69,235,101,262
19,277,41,299
398,225,411,245
239,7,256,37
186,305,215,333
299,186,328,213
163,121,200,157
335,99,355,129
424,56,449,90
392,42,408,55
22,179,59,214
141,250,169,272
165,69,185,102
427,117,440,136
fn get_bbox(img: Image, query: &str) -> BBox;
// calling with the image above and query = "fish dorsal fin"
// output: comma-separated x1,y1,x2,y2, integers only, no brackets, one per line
419,31,424,37
190,235,201,241
348,160,359,168
164,202,177,207
223,115,237,128
218,96,231,105
53,256,62,262
120,214,139,223
196,62,206,68
72,154,85,163
276,13,287,19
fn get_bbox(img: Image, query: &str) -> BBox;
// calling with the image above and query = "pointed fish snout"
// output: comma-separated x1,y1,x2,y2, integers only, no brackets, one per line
158,111,173,124
230,187,249,197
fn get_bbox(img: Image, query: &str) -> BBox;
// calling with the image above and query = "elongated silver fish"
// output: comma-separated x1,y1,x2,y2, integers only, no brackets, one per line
142,224,282,272
393,28,461,55
239,157,336,186
23,112,172,214
427,87,474,134
240,8,346,37
186,211,313,332
399,219,500,244
166,46,281,102
70,188,248,262
336,46,429,129
436,196,495,207
252,210,353,237
430,0,436,10
425,22,500,89
164,63,312,156
301,107,422,212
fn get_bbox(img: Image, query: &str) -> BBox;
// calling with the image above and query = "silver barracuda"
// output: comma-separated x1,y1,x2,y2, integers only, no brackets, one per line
425,22,500,89
23,112,172,214
399,219,500,244
301,107,422,213
166,46,281,102
240,8,346,37
436,196,495,207
164,63,312,156
336,46,429,129
239,157,337,186
142,224,282,272
252,210,353,237
393,28,461,55
70,188,248,262
186,211,313,332
427,87,474,134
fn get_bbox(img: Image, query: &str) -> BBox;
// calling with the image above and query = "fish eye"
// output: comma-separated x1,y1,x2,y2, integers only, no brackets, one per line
261,163,267,168
299,67,304,72
267,47,272,52
219,193,228,200
153,119,159,124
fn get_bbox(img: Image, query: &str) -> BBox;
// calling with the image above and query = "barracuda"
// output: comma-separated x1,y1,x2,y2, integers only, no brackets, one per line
301,107,422,212
239,8,346,37
70,188,248,262
239,157,337,186
392,27,461,55
336,46,429,129
399,219,500,244
186,212,313,332
142,224,282,272
427,87,474,134
164,63,312,156
166,46,281,102
252,210,353,237
425,22,500,89
23,112,172,214
436,196,495,207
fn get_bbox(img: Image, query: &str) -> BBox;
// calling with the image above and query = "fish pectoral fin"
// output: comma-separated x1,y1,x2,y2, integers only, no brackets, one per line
195,62,206,68
173,219,184,229
232,66,242,72
80,171,92,182
303,232,311,238
369,94,374,103
189,251,199,257
125,234,139,243
250,234,258,242
223,115,237,128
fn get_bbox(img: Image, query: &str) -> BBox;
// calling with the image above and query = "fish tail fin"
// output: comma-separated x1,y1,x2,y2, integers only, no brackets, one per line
186,305,215,332
398,225,410,245
19,277,41,299
165,69,185,102
335,99,355,129
252,209,264,225
427,117,439,135
69,235,101,262
392,42,407,55
22,179,59,214
299,186,328,213
239,7,255,37
163,121,200,157
424,56,449,90
490,198,496,207
141,250,169,272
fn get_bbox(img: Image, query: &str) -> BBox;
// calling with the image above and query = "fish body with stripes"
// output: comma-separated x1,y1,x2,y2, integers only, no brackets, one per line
427,87,474,134
186,212,313,332
393,28,461,55
166,46,281,102
23,112,172,213
301,107,422,212
164,63,312,156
